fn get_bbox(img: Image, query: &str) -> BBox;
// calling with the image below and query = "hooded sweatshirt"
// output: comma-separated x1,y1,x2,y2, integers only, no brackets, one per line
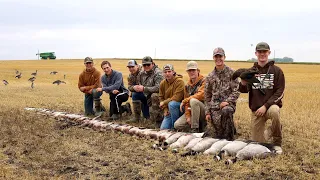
182,74,206,119
159,74,185,114
238,61,285,111
101,69,129,94
78,67,101,93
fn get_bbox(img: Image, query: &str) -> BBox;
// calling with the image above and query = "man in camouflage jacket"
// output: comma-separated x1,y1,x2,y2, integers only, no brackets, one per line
204,47,240,140
126,60,144,122
132,56,164,125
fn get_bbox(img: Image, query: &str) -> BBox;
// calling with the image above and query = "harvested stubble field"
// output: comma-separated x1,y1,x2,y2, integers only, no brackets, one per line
0,59,319,180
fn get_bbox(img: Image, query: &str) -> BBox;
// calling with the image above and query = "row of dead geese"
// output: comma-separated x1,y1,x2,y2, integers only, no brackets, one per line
2,70,66,87
24,107,280,165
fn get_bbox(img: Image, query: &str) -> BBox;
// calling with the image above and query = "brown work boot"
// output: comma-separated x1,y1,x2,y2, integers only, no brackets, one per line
126,101,141,123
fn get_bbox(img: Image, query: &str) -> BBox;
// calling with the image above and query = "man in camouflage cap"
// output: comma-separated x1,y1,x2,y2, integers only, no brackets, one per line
159,64,185,129
132,56,164,126
204,47,240,140
78,57,104,116
238,42,285,154
126,59,144,122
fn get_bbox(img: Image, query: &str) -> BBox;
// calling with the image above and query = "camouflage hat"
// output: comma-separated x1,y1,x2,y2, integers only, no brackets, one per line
84,57,93,63
142,56,153,65
127,59,138,67
186,61,198,71
213,47,225,56
163,64,174,71
256,42,270,51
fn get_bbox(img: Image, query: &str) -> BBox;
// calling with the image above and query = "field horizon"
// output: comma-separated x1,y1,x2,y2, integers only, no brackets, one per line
0,59,319,179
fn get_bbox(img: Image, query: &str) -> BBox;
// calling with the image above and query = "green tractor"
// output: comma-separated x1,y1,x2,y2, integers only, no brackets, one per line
36,52,56,60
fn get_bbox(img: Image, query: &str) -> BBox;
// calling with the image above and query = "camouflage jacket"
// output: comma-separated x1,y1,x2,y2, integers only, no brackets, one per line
139,64,164,98
204,65,240,115
127,64,142,92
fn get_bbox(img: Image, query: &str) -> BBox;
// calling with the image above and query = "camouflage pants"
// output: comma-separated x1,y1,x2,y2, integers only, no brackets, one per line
149,93,163,123
206,106,236,140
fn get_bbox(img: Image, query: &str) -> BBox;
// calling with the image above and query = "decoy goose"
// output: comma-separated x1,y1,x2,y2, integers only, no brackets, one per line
2,80,9,85
50,71,58,75
31,70,38,76
28,77,36,82
31,82,34,89
53,80,66,85
15,73,22,79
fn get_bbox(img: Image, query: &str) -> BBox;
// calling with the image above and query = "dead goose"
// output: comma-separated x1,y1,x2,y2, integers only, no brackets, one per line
164,132,187,146
225,142,276,165
191,137,219,152
50,71,58,75
183,137,203,151
2,80,9,85
53,80,66,85
203,139,232,155
215,140,248,161
128,127,143,136
157,131,175,142
181,137,219,156
170,134,198,149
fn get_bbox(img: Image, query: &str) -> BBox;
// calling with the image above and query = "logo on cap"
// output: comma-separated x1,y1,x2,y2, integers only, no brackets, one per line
142,56,153,65
256,42,270,51
84,57,93,63
213,47,225,56
186,61,198,71
127,60,137,67
163,64,174,71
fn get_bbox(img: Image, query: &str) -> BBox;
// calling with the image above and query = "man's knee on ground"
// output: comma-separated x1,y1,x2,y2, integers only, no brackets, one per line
268,105,280,118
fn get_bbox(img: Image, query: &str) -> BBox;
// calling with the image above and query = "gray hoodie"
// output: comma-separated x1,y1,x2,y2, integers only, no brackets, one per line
101,70,129,94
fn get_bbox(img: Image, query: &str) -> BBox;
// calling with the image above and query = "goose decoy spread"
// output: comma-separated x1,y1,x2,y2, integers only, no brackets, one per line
31,70,38,76
53,80,66,85
50,71,58,75
2,80,9,85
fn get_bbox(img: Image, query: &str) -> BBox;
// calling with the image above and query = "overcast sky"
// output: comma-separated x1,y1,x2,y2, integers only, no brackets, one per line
1,0,319,62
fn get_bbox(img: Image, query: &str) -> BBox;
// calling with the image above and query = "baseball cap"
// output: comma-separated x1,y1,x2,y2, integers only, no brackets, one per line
256,42,270,51
84,57,93,63
127,60,138,67
142,56,153,65
213,47,225,56
163,64,174,71
186,61,198,71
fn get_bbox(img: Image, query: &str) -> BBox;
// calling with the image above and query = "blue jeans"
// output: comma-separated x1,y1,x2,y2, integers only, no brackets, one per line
132,92,150,118
84,89,102,115
160,101,182,130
